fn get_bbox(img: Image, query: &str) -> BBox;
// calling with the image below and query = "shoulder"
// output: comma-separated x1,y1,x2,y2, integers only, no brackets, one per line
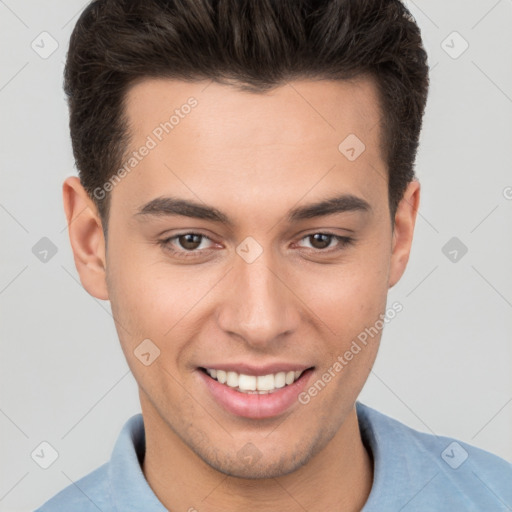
357,402,512,510
33,413,151,512
34,463,113,511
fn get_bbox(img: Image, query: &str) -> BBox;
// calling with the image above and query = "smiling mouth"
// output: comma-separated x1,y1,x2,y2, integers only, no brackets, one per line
199,367,313,394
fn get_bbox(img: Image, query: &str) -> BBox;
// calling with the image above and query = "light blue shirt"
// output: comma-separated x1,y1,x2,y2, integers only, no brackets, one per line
35,402,512,511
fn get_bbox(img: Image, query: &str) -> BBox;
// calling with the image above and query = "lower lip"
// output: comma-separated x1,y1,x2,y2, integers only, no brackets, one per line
197,368,314,419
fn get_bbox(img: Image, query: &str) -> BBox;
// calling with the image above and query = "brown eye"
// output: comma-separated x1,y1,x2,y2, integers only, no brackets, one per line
297,233,355,253
307,233,333,250
177,233,204,251
158,232,215,259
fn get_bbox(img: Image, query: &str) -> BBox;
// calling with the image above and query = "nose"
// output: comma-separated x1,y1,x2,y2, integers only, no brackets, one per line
216,248,300,350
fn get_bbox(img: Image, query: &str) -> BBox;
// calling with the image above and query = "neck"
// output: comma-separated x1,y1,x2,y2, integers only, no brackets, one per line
141,399,373,512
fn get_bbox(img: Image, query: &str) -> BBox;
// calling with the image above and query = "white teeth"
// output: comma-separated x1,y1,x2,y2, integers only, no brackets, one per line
238,374,256,391
256,374,275,391
226,371,238,388
274,372,286,388
204,368,305,393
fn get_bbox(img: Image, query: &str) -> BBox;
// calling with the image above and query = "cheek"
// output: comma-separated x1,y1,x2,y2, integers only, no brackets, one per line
107,240,183,329
304,266,389,404
304,251,390,383
106,242,224,367
311,251,390,330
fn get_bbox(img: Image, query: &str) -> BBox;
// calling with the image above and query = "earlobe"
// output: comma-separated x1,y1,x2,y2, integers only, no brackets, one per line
62,176,109,300
388,180,420,289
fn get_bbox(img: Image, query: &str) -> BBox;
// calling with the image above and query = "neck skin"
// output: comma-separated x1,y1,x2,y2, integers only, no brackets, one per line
140,396,373,512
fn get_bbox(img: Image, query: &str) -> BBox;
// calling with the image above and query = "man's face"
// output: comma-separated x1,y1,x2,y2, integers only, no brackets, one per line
100,77,411,478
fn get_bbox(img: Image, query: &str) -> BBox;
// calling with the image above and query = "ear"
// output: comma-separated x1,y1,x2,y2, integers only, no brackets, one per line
62,176,109,300
388,179,420,289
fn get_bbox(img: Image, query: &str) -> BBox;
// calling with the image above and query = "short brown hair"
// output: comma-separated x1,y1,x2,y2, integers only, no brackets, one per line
64,0,429,233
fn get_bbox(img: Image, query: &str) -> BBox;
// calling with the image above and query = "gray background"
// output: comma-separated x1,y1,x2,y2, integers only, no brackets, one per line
1,0,511,510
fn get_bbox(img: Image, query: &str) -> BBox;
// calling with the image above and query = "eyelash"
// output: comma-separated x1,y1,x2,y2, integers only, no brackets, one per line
158,232,355,260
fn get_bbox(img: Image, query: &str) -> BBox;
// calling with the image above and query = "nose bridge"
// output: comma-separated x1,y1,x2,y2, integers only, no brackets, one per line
217,243,298,346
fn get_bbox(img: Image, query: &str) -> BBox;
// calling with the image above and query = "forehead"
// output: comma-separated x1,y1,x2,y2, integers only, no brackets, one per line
124,76,382,152
114,77,387,222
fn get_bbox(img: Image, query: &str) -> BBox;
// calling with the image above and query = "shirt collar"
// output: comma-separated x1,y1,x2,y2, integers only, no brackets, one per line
356,401,437,511
107,403,425,510
108,413,168,511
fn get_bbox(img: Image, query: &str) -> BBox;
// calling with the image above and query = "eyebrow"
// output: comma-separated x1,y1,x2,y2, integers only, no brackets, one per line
134,193,371,226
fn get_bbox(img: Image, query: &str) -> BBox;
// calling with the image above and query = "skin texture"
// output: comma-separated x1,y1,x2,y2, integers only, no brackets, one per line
63,77,420,511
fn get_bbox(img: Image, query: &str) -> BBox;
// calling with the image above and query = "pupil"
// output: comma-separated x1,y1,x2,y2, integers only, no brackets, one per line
311,233,331,249
180,234,201,250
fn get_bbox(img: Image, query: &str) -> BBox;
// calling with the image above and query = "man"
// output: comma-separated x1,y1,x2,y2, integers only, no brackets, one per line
36,0,512,510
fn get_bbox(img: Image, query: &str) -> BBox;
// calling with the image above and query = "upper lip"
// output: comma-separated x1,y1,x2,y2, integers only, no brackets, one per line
199,363,313,376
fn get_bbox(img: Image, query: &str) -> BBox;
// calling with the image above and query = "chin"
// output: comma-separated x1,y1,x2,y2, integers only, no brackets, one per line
195,432,329,480
205,454,307,480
